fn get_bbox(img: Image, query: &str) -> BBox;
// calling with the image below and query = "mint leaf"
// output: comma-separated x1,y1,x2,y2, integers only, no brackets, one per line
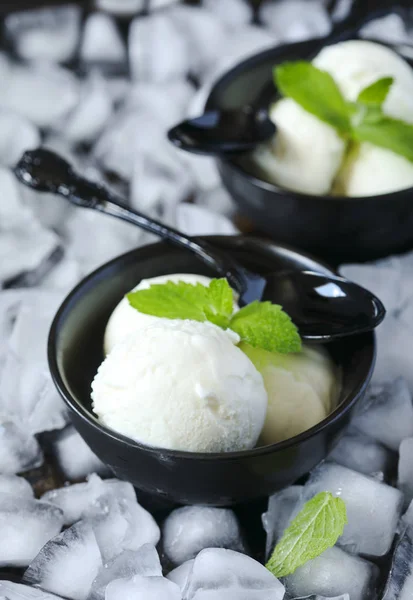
357,77,394,107
353,114,413,163
274,61,351,135
266,492,347,578
127,281,209,322
229,301,301,354
204,278,233,329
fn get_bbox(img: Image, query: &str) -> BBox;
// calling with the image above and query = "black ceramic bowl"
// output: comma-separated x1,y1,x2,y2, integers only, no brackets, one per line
206,38,413,264
48,235,375,506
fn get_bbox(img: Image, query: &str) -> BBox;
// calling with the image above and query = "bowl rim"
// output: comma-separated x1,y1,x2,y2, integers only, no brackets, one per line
205,36,413,203
48,235,376,462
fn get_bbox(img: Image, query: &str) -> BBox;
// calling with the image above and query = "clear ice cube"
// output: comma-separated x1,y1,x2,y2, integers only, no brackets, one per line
0,111,40,168
176,204,238,237
23,521,102,600
129,14,190,82
105,575,182,600
328,430,393,479
399,438,413,508
298,462,403,556
0,581,63,600
90,544,162,600
80,13,126,64
95,0,145,16
52,426,111,481
167,559,194,593
162,506,245,566
203,0,252,29
0,493,63,567
259,0,331,42
351,378,413,451
403,500,413,528
182,548,285,600
284,547,378,600
0,420,43,474
262,486,303,559
360,12,411,45
382,525,413,600
0,474,34,499
4,5,81,63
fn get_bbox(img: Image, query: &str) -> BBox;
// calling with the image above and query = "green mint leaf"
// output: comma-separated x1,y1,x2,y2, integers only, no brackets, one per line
266,492,347,578
274,61,351,135
357,77,394,107
127,281,209,322
229,301,301,354
353,114,413,163
203,278,233,329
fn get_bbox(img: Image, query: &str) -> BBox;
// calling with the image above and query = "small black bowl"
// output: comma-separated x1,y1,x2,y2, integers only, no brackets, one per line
48,235,375,506
206,38,413,264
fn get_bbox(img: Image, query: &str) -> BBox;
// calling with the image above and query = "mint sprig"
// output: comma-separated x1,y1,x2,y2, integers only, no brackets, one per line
266,492,347,578
127,278,301,355
274,61,413,164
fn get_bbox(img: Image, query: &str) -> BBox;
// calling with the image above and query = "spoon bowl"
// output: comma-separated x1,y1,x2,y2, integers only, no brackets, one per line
48,235,376,505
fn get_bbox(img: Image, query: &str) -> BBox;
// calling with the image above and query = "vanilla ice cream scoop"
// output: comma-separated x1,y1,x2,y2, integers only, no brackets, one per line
252,97,345,195
240,343,337,444
104,273,223,355
92,320,267,453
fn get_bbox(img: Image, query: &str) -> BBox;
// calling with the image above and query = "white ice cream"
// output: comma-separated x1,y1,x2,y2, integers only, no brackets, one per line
241,343,337,444
104,273,218,355
92,319,268,453
252,98,345,195
254,40,413,197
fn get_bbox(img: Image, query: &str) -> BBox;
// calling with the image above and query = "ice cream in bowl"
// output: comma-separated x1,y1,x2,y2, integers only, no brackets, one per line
47,235,375,505
206,37,413,262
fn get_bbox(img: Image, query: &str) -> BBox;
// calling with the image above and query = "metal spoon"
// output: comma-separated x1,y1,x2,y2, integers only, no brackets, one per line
168,106,276,155
14,149,385,341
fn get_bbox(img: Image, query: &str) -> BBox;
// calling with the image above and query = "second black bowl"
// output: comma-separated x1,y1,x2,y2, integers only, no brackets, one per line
48,236,375,505
206,38,413,264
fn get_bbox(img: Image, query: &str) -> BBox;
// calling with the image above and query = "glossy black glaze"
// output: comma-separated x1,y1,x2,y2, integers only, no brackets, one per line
167,107,276,155
205,38,413,264
15,149,385,341
48,236,376,505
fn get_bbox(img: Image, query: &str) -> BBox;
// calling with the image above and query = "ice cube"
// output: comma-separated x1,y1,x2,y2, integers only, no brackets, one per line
0,63,80,128
52,426,111,481
0,111,40,168
0,421,43,474
81,13,126,65
169,5,228,77
284,546,378,600
96,0,145,16
203,0,252,29
162,506,245,566
23,521,102,600
37,251,81,291
328,430,393,479
0,581,63,600
83,494,160,562
90,544,162,600
195,187,236,216
351,378,413,451
41,474,137,526
4,5,81,64
0,493,63,567
298,462,403,556
182,548,285,600
262,486,303,559
290,596,350,600
399,438,413,508
129,14,190,82
382,525,413,599
259,0,331,42
360,12,411,45
106,575,181,600
180,155,221,192
176,204,238,237
0,474,34,499
330,0,354,22
403,500,413,527
0,291,70,434
57,73,113,144
167,559,194,593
